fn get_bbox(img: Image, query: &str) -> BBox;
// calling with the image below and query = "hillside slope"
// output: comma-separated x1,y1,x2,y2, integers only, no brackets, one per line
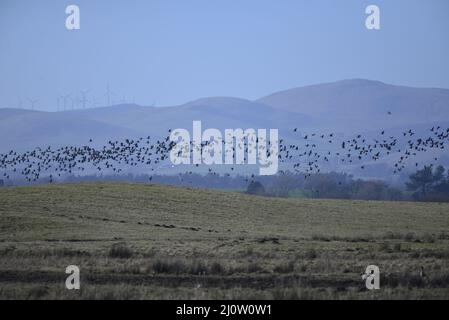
1,183,448,241
258,79,449,130
0,99,311,152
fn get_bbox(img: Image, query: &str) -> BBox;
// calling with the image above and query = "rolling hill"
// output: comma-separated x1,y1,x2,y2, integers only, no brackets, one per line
0,98,313,152
258,79,449,131
0,108,141,152
1,79,448,176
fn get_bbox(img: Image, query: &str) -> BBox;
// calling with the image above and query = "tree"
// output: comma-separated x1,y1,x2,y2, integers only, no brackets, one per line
246,181,266,196
433,167,449,194
353,180,389,201
433,165,445,183
406,165,446,198
269,174,298,197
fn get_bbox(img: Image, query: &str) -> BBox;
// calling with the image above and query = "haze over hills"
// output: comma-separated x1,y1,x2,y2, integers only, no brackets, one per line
0,108,140,152
65,97,315,136
0,98,313,152
1,79,448,176
258,79,449,130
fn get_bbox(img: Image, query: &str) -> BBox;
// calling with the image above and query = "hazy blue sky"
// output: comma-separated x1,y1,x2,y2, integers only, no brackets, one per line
1,0,448,111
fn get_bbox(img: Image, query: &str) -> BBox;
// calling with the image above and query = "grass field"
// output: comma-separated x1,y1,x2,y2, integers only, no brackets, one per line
1,182,449,299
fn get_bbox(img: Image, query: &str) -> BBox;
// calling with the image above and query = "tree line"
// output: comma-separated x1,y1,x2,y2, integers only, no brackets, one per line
2,166,449,202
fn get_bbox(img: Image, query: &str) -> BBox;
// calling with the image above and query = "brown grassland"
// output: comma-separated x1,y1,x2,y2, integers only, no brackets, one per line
0,183,449,299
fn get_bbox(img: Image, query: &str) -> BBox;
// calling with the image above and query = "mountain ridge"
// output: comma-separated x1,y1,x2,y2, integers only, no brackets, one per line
1,79,448,154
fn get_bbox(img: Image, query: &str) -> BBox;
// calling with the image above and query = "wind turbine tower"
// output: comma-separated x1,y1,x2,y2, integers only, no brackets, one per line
27,98,39,110
80,90,91,109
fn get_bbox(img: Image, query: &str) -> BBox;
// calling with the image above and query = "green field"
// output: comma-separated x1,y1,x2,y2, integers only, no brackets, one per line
1,183,449,299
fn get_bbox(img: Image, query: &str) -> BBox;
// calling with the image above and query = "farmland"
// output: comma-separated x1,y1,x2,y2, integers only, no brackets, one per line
0,183,449,299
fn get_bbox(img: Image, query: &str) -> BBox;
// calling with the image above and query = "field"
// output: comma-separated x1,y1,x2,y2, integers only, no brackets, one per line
0,182,449,299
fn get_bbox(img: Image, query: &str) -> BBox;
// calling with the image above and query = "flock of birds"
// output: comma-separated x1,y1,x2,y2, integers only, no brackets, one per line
283,125,449,177
1,125,448,184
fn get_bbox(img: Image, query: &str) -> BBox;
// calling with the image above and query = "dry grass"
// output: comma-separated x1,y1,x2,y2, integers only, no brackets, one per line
0,182,449,299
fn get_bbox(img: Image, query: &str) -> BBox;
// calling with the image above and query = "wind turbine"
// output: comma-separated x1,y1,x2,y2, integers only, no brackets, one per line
69,95,77,110
105,84,116,106
27,98,39,110
58,94,71,111
17,97,23,109
120,93,127,104
91,96,100,108
80,90,91,109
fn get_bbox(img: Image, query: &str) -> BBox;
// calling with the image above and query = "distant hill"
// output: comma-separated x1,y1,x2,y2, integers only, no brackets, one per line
0,108,140,152
1,79,448,176
67,98,315,133
0,99,312,152
258,79,449,131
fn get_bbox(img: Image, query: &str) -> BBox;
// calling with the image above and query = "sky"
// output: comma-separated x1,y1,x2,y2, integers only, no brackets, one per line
0,0,449,111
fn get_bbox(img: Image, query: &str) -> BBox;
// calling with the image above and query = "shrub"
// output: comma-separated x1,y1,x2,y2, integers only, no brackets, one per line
274,261,295,273
108,243,134,259
246,181,266,196
210,261,226,275
246,262,264,273
27,286,49,299
379,243,391,252
304,249,317,260
152,259,187,274
188,260,207,275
